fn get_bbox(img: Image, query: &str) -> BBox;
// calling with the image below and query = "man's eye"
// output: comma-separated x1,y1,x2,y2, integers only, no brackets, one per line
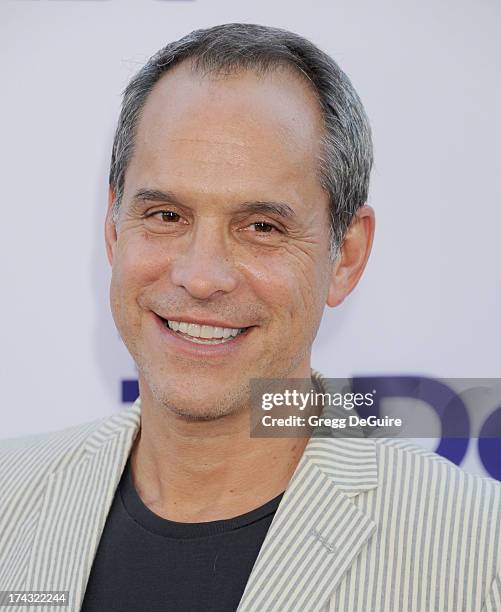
252,221,278,233
142,209,186,234
155,210,181,222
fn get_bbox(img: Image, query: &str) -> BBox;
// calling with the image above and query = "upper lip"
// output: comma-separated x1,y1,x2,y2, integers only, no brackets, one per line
154,312,252,329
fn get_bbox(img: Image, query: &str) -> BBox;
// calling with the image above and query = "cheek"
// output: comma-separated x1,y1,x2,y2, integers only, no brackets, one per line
110,234,170,326
242,250,329,324
114,234,170,294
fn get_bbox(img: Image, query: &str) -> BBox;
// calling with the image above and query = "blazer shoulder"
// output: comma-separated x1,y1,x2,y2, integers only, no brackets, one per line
0,403,141,492
367,438,501,609
0,417,101,455
373,436,501,494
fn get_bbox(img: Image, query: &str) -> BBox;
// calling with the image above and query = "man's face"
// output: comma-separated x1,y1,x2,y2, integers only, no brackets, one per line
106,62,335,420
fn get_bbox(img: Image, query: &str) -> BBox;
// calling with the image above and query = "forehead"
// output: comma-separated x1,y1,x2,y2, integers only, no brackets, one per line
126,60,325,203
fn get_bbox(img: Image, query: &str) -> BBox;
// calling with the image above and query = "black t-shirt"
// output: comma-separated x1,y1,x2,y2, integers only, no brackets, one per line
80,456,284,612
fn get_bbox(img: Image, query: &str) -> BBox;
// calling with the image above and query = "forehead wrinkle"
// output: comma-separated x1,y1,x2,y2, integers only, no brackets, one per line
168,137,248,148
149,133,310,169
165,137,250,166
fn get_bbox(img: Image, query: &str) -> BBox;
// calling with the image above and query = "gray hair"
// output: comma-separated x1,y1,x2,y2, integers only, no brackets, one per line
109,23,373,257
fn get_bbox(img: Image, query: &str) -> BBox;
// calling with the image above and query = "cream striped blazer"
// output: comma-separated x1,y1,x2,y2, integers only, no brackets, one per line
1,373,500,611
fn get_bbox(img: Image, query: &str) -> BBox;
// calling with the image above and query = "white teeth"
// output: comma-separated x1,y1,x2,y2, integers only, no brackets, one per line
166,319,244,341
187,323,200,337
200,325,213,339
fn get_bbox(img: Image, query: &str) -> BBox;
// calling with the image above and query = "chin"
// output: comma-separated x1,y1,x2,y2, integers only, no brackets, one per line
146,376,251,421
155,393,246,422
164,403,236,422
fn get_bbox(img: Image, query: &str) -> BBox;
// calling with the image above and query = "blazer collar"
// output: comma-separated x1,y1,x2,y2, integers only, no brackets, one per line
26,371,378,611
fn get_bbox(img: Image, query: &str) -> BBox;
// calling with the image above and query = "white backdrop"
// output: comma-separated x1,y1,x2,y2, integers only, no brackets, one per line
1,0,500,479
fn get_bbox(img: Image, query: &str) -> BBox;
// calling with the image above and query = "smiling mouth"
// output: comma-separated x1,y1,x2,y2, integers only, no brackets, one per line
158,317,250,345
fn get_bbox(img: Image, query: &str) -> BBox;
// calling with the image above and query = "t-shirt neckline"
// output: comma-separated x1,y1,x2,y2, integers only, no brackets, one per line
119,456,285,540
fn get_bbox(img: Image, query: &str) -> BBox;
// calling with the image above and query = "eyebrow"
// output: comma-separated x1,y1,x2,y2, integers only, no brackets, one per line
132,189,183,206
131,188,297,221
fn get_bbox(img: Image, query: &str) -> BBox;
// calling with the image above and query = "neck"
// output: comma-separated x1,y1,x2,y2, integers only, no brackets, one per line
130,366,319,523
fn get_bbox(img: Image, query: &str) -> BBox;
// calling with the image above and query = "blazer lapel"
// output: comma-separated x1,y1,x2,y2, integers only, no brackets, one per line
237,374,379,612
24,401,141,611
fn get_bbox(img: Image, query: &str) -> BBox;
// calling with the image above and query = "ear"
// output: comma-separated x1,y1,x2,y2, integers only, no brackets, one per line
326,205,375,307
104,186,118,266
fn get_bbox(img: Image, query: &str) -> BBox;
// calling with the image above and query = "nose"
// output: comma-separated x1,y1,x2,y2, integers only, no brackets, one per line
169,220,239,300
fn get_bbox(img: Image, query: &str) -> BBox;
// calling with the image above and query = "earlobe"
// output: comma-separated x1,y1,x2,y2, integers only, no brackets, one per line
104,187,118,266
326,285,344,308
